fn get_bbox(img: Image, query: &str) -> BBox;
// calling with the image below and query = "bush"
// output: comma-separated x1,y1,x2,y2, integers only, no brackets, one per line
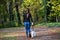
0,21,22,29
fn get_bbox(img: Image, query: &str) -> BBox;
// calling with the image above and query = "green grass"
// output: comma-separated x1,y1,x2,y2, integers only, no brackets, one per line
35,22,60,27
0,22,60,29
0,32,8,35
1,37,17,40
47,23,60,27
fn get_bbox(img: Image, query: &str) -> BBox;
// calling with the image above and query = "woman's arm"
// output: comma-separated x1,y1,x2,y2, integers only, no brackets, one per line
30,14,33,22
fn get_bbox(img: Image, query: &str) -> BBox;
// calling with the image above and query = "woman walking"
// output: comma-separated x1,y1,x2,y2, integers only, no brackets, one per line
23,8,33,39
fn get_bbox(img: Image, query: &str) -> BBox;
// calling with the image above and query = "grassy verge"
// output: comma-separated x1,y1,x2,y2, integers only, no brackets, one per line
0,37,17,40
0,22,60,29
35,22,60,28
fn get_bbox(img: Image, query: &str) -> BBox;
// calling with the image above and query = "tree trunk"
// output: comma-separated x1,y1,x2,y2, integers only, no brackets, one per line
15,0,21,25
8,0,14,21
56,15,58,22
34,9,38,23
7,1,10,22
58,16,60,22
43,0,47,23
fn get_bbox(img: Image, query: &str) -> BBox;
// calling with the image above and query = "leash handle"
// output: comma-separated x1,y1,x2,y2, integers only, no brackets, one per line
31,22,34,30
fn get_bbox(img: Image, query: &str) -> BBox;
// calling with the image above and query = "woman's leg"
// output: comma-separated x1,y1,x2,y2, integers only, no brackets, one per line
24,22,28,38
27,22,31,38
24,22,31,38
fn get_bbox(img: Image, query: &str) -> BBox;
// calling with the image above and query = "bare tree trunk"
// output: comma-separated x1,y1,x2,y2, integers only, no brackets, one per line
56,15,58,22
6,0,14,27
15,0,21,25
7,0,14,21
7,1,10,22
58,16,60,22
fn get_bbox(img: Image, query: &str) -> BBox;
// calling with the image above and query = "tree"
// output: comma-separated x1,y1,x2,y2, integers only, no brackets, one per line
47,0,60,22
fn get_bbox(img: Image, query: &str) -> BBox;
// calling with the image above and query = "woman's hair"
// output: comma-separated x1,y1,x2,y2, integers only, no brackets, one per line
27,8,30,13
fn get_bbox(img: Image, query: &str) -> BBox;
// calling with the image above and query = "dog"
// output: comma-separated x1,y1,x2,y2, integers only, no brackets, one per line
31,29,36,38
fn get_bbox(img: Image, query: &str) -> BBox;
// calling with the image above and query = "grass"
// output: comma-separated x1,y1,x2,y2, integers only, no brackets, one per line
1,37,17,40
0,22,60,29
35,22,60,27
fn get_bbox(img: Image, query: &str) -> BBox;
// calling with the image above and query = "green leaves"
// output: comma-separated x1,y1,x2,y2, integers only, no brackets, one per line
47,0,60,22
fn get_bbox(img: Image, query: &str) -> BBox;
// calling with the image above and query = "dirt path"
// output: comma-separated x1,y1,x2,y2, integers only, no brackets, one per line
0,27,60,40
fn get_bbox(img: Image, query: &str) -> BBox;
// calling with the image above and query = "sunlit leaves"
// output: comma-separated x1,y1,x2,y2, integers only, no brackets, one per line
47,0,60,22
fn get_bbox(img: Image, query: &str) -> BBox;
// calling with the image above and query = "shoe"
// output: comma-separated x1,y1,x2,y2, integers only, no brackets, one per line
29,33,31,38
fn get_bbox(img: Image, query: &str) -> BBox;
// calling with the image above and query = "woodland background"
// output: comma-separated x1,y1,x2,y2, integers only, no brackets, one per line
0,0,60,28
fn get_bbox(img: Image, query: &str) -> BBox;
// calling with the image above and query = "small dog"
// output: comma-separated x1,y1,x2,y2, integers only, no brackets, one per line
31,23,36,38
31,29,36,38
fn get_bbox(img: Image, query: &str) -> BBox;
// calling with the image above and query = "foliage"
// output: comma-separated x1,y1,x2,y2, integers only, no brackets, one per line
47,0,60,22
0,0,60,28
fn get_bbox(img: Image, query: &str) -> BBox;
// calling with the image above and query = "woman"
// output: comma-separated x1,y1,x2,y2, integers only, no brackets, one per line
23,8,33,39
